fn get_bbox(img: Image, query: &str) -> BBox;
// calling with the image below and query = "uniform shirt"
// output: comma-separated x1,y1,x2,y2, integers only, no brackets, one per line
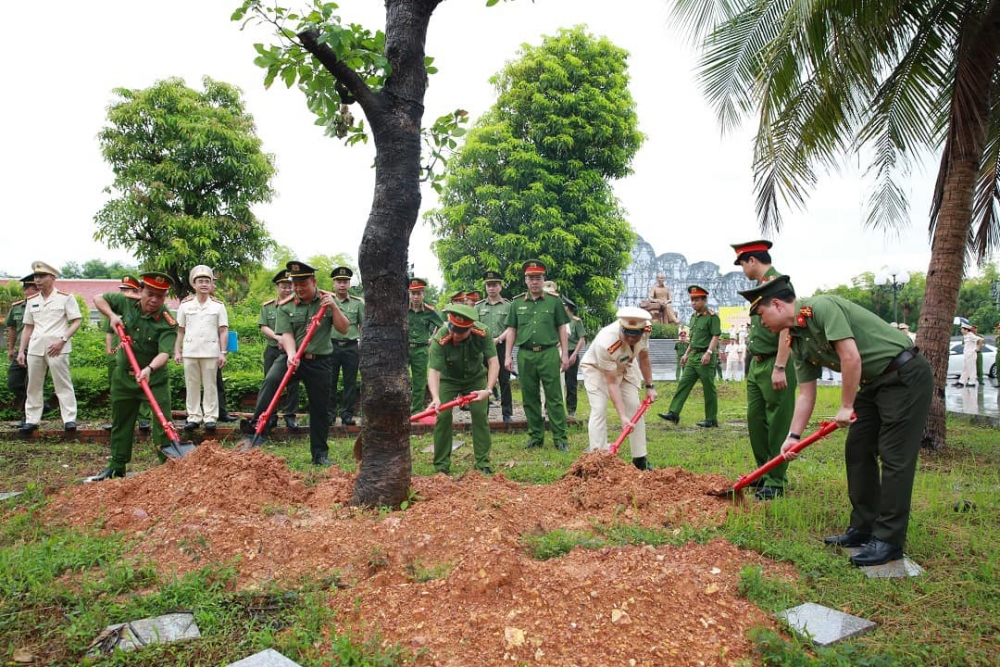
675,339,689,358
581,322,648,386
567,318,587,350
5,300,27,349
505,292,570,347
428,324,497,382
23,289,82,355
408,304,443,345
963,331,980,354
687,307,721,351
103,292,177,376
475,298,511,339
332,295,364,342
275,292,335,355
177,295,229,358
258,299,280,348
789,295,913,383
747,267,790,356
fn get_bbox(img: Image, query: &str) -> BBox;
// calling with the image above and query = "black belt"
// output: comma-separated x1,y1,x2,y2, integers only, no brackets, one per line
525,343,556,352
408,342,427,348
753,353,776,363
882,347,918,375
334,340,358,347
690,348,708,354
302,353,330,360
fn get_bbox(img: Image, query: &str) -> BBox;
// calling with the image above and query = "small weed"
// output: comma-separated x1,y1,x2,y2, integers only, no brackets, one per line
405,559,454,582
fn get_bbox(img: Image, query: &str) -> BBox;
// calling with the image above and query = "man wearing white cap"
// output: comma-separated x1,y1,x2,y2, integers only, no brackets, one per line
579,306,658,470
956,322,981,388
174,265,229,430
16,261,82,433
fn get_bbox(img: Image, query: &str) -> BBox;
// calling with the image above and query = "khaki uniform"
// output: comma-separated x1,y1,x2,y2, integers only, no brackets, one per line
6,300,28,410
258,298,300,418
476,297,513,419
581,322,649,457
408,305,443,414
330,295,363,421
176,295,229,423
23,289,81,424
428,324,497,472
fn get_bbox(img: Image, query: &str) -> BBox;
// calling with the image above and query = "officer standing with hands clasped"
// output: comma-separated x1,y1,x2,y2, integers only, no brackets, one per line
739,275,933,566
427,303,499,475
475,270,513,422
258,270,301,430
89,272,178,481
328,266,363,426
659,285,721,427
6,274,39,426
407,278,443,415
580,306,658,470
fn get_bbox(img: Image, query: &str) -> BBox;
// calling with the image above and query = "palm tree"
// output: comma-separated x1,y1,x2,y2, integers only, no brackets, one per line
671,0,1000,448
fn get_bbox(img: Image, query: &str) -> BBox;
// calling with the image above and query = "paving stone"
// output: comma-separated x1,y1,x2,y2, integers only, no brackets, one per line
776,602,876,647
0,492,23,501
843,547,925,578
420,440,464,454
225,648,303,667
87,612,199,656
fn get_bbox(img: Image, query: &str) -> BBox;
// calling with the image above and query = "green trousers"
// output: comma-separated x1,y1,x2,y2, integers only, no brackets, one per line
746,356,797,488
668,352,717,421
517,346,568,445
433,376,491,473
409,345,429,415
107,356,150,421
976,351,984,382
109,368,170,472
844,355,933,547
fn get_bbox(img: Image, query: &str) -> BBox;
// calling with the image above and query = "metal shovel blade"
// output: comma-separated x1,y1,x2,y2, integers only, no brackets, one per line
160,440,197,459
236,434,266,452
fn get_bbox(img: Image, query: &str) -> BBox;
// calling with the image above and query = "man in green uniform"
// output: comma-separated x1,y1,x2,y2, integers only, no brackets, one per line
563,297,587,419
427,304,499,474
5,274,38,427
89,272,178,481
329,266,364,426
246,261,349,465
504,259,570,450
740,275,933,567
659,285,721,427
475,270,513,422
101,275,152,432
408,278,443,415
674,328,689,380
258,270,301,430
732,240,797,500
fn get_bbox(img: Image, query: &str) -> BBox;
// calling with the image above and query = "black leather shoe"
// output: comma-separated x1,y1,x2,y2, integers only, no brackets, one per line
632,456,652,471
138,421,151,432
90,467,125,482
479,467,494,475
824,527,872,548
284,415,300,431
341,416,355,426
183,421,199,432
239,418,253,434
524,440,542,449
952,382,964,387
850,538,903,566
502,415,512,423
754,486,784,501
696,419,719,428
555,442,568,452
218,415,239,423
18,423,39,434
204,422,217,431
658,411,679,423
63,421,77,431
312,456,331,466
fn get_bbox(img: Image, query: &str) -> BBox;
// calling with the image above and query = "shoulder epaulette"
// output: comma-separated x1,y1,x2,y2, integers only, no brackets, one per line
55,289,70,296
262,298,276,306
318,289,333,298
706,309,716,316
470,326,487,337
514,292,528,300
181,295,194,302
10,299,24,306
424,304,437,311
124,293,141,300
162,310,177,327
349,295,364,302
210,296,224,304
474,299,487,306
608,340,623,354
438,333,453,345
278,295,296,306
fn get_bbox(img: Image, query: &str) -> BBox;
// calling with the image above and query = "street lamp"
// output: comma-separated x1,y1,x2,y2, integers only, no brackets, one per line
874,266,910,324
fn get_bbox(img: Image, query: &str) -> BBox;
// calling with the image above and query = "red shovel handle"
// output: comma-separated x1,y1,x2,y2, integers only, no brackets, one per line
609,396,655,455
114,322,181,443
732,420,840,491
410,392,479,422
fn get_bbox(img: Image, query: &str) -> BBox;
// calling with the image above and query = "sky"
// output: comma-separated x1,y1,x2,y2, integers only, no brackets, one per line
1,0,949,296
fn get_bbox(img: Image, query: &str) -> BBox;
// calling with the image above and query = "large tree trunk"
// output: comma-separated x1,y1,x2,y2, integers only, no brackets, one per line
918,7,1000,449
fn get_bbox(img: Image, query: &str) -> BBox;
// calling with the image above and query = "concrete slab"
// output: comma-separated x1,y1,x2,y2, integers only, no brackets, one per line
420,440,464,454
87,612,200,656
225,648,303,667
842,547,924,578
0,492,23,501
777,602,876,647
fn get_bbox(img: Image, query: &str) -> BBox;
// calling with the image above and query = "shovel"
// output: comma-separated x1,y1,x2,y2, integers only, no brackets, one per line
114,323,195,459
238,305,328,451
353,392,480,462
608,396,655,455
708,420,840,498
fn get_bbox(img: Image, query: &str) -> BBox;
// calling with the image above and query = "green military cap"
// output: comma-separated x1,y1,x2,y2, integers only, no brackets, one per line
483,270,504,284
408,277,428,291
730,239,773,265
738,274,795,314
119,274,141,291
286,261,316,281
443,303,478,328
331,266,353,279
687,285,709,298
272,269,291,284
450,289,467,303
466,290,481,302
20,273,36,287
139,271,174,293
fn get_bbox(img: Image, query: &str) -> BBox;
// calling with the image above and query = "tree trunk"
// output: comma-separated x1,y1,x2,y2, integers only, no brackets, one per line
918,7,1000,449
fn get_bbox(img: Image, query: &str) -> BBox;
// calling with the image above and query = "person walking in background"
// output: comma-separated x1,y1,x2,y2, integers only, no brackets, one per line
328,266,363,426
563,297,586,418
956,322,980,388
17,261,82,433
475,270,513,423
658,285,721,428
408,278,443,415
258,270,301,430
174,265,229,431
504,259,570,451
674,328,689,380
580,307,658,470
6,274,38,427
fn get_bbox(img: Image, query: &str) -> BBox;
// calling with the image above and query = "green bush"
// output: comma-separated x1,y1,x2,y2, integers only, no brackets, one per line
649,323,679,339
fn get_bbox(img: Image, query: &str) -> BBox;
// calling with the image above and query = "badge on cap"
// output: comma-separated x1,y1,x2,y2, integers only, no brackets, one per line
522,259,546,276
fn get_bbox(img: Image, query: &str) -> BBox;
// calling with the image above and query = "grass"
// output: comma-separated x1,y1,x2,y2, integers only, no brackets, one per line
1,379,998,664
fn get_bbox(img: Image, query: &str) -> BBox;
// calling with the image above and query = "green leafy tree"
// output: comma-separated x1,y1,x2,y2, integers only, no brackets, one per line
428,27,642,330
94,76,277,300
672,0,1000,449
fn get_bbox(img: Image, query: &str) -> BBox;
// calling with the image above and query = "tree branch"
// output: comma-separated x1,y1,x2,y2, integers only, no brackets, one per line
297,28,380,115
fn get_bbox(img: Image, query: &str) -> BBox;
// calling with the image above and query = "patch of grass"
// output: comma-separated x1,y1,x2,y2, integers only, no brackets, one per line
405,559,454,583
522,528,604,560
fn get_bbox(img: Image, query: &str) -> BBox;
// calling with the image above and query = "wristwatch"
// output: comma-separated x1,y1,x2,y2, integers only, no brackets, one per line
60,336,68,343
645,384,655,389
775,364,786,371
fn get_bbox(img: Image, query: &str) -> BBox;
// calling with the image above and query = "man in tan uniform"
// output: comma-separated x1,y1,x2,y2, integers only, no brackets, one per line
174,265,229,430
17,261,82,432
